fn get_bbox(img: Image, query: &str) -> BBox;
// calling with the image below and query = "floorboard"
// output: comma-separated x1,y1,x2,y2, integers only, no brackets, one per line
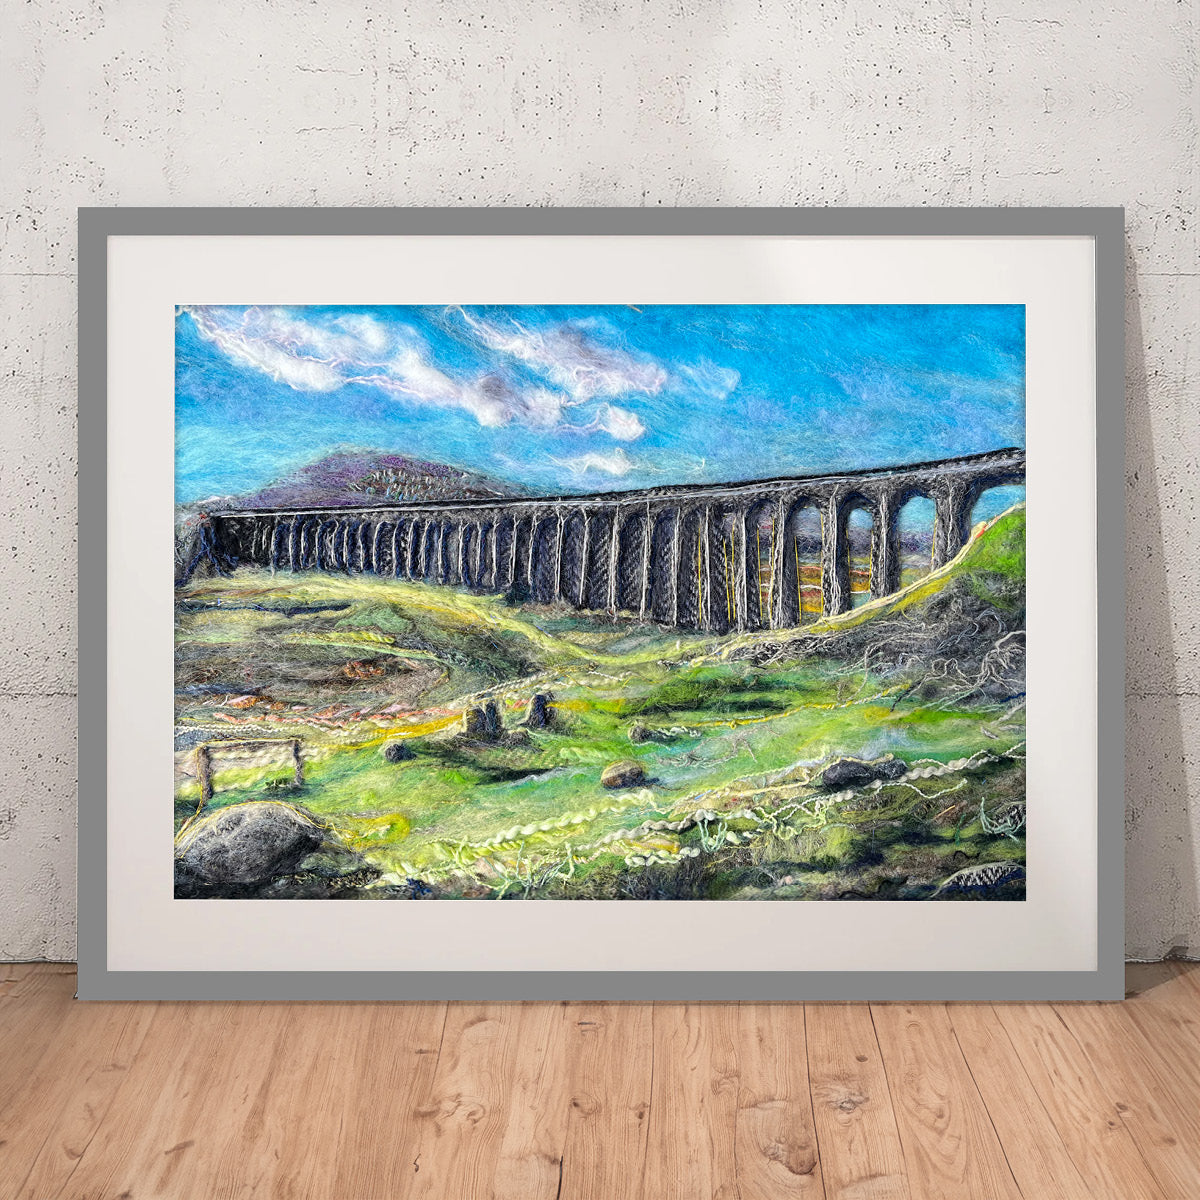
993,1001,1171,1200
556,1001,654,1199
324,1002,448,1197
804,1003,910,1200
1057,999,1200,1200
4,998,157,1200
730,1004,824,1199
640,1003,742,1200
490,1002,571,1199
870,1003,1022,1200
0,964,1197,1198
407,1002,521,1199
947,1003,1092,1199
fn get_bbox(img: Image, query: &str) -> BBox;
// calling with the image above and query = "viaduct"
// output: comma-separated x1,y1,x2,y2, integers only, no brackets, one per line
207,447,1025,634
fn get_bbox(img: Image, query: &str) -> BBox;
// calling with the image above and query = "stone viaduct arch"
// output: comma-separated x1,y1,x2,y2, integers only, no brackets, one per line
203,448,1025,633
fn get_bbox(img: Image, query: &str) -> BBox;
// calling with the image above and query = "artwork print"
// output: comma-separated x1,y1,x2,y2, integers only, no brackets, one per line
174,303,1027,903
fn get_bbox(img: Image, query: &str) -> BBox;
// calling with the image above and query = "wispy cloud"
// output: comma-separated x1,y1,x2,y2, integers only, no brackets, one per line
456,309,667,403
181,305,660,444
597,404,645,441
676,360,740,401
181,305,584,432
551,448,637,478
183,306,352,393
559,402,646,442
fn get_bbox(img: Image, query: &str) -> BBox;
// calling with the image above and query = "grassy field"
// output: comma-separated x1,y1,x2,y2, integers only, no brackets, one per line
174,507,1027,900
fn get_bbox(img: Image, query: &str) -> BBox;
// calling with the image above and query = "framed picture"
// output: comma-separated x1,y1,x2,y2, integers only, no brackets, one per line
78,207,1124,1000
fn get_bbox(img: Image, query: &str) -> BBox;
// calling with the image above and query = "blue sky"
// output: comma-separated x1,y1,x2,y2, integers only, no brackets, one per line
175,303,1025,523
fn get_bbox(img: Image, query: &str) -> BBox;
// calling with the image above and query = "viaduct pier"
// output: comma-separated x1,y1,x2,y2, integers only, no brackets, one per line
206,447,1025,634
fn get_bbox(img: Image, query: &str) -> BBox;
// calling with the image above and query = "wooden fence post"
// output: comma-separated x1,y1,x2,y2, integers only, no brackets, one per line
196,745,213,809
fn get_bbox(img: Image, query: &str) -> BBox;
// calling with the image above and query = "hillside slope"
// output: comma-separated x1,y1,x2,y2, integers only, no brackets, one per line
721,504,1024,660
212,448,525,511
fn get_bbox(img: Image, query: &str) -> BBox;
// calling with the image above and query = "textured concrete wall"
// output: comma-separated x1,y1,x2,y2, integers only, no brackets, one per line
1,0,1196,961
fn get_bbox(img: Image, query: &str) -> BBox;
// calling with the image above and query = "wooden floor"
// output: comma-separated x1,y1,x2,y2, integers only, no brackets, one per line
1,965,1198,1199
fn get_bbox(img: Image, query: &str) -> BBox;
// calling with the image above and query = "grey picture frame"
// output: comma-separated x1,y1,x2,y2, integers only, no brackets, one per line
77,206,1125,1001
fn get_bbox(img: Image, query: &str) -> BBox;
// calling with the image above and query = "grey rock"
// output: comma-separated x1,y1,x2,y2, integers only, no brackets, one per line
627,722,652,743
381,739,415,763
601,759,647,789
462,700,502,740
174,801,327,890
524,693,555,728
821,755,907,790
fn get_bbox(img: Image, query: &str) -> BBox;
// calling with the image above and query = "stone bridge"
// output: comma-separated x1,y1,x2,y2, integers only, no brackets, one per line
209,447,1024,633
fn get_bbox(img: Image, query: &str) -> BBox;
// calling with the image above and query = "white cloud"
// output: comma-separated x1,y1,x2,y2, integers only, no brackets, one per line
333,312,391,356
457,309,667,403
677,360,740,400
521,387,571,429
182,305,578,432
595,403,646,441
551,448,636,478
182,305,661,443
352,362,525,430
183,306,348,393
561,402,646,442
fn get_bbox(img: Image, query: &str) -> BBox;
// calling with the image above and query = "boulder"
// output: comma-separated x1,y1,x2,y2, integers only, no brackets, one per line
601,759,647,789
524,693,555,729
821,755,907,790
174,801,327,892
381,739,415,763
627,722,652,743
461,700,502,740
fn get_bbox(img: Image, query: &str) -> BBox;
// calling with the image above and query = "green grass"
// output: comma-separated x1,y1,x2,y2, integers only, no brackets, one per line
174,505,1026,897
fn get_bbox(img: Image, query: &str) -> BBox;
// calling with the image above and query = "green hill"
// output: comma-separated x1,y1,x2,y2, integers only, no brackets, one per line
173,505,1026,902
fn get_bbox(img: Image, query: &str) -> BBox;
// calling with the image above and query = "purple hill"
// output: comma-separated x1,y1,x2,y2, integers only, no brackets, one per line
219,449,525,510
